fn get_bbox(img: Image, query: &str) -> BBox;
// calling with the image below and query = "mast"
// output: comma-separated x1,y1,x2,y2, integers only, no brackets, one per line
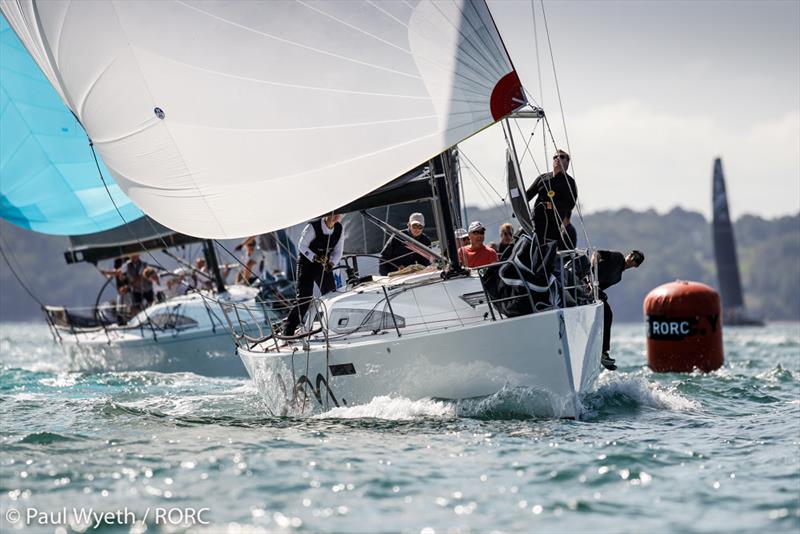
431,150,463,273
202,240,226,294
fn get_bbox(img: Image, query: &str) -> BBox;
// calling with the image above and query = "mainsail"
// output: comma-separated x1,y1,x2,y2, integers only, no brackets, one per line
0,14,142,235
712,157,744,311
0,1,524,238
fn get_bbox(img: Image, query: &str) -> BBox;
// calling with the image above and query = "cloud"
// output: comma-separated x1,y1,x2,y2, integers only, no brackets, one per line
460,102,799,220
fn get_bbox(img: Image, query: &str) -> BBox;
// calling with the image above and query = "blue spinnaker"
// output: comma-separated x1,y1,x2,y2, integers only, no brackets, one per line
0,15,142,235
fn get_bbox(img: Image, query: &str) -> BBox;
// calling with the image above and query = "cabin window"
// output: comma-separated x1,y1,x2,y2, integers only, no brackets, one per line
328,308,405,334
148,313,198,330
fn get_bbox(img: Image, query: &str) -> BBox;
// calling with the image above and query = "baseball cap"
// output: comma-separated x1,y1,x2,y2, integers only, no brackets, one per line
468,221,485,233
455,228,468,239
409,213,425,227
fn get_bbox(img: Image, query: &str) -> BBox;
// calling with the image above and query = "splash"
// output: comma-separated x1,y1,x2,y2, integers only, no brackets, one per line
315,396,455,420
581,372,701,417
456,385,575,419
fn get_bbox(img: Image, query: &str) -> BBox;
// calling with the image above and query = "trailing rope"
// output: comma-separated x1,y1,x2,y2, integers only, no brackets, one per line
0,236,45,307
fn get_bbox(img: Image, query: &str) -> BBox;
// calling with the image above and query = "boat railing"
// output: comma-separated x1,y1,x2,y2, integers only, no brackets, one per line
219,249,597,353
41,300,215,346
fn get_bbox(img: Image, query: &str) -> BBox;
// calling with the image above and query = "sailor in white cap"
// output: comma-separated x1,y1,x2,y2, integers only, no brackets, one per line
378,212,432,275
457,221,498,268
455,227,469,248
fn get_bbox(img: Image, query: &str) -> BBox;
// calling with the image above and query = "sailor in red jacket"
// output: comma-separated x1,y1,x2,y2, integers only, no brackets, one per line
458,221,498,268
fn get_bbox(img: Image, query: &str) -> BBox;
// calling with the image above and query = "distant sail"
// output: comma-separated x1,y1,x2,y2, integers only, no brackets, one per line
0,14,142,235
712,158,763,325
712,158,744,310
1,1,524,238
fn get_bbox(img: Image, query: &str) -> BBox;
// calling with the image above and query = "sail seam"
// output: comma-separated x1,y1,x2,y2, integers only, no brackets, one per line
107,0,226,236
174,0,424,81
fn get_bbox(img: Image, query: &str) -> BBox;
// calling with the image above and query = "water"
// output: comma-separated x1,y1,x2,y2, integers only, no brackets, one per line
1,322,798,533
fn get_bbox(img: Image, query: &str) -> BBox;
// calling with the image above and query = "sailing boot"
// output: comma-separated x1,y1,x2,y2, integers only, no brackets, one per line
601,352,617,371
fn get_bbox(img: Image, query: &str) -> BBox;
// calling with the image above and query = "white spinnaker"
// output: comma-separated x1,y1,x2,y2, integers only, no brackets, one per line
1,0,522,238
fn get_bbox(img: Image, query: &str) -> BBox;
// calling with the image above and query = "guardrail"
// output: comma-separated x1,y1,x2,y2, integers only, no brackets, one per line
218,247,597,355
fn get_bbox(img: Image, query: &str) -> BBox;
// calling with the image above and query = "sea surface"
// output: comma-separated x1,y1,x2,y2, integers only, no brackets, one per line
1,321,798,533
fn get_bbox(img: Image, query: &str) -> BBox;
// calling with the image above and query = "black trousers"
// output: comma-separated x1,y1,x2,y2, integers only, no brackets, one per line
283,260,336,335
131,289,154,309
600,290,612,353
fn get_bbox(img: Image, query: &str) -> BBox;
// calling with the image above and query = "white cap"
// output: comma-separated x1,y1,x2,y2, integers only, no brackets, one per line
455,227,468,239
408,212,425,226
468,221,485,233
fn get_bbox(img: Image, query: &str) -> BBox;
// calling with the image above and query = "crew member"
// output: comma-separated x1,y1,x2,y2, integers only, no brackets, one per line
455,228,469,248
378,213,432,275
458,221,498,268
124,254,154,308
282,213,344,336
526,149,578,250
236,237,265,285
496,223,515,257
593,249,645,370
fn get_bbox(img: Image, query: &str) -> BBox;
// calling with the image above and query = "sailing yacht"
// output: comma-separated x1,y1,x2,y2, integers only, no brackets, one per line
1,14,289,376
42,217,295,376
2,1,605,417
712,158,764,326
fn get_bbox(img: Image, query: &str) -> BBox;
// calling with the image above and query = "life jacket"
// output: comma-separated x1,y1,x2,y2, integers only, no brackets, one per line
302,219,342,265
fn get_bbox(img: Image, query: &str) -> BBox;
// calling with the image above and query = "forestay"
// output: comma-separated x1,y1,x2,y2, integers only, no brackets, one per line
0,14,142,235
0,0,524,238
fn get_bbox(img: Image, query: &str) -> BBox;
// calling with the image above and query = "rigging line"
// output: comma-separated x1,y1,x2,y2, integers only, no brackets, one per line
512,117,544,177
540,0,571,154
0,238,45,307
88,142,172,274
465,165,506,217
530,0,545,111
501,121,549,261
538,0,586,251
212,239,264,287
542,114,591,250
458,150,506,203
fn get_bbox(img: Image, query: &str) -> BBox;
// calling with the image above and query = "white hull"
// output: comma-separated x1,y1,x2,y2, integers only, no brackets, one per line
50,286,261,376
62,327,245,376
237,270,603,418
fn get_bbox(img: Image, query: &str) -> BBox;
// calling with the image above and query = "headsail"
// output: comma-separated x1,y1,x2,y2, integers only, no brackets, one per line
0,1,524,238
0,14,142,235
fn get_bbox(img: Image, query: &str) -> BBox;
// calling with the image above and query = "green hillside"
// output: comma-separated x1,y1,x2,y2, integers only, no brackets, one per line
1,210,798,322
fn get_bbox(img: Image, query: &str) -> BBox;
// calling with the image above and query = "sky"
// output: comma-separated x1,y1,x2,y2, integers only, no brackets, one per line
459,0,800,220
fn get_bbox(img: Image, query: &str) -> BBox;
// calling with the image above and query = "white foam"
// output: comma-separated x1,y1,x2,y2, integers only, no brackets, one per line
315,395,455,420
588,372,702,412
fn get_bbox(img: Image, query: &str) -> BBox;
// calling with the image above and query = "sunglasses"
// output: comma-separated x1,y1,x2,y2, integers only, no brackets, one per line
470,229,485,235
553,155,569,161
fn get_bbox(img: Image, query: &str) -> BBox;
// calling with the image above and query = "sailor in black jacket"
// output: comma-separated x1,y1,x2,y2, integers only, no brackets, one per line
526,149,578,249
593,249,645,370
378,212,432,275
282,214,344,336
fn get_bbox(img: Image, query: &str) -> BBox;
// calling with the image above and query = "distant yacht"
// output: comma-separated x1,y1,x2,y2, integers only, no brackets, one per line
712,158,765,326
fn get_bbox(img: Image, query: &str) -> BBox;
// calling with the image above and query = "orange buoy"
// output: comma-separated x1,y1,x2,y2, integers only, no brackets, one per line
644,280,723,372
